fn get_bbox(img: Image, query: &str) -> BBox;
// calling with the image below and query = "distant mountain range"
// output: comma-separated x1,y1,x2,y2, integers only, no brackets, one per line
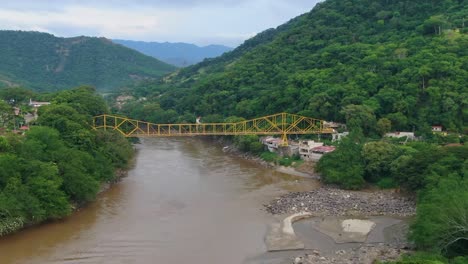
0,31,176,91
112,40,233,67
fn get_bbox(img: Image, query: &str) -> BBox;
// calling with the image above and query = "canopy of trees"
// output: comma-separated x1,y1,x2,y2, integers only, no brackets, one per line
118,0,466,136
0,31,176,91
0,86,134,236
318,137,467,260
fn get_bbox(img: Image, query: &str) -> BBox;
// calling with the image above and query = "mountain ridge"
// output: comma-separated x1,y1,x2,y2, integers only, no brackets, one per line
0,30,176,91
122,0,467,134
112,39,233,67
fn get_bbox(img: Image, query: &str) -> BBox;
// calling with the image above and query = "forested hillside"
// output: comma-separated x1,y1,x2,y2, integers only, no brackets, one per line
0,31,176,91
125,0,467,135
113,39,232,67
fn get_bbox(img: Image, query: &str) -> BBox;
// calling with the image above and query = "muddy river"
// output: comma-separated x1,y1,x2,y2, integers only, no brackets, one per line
0,138,407,264
0,138,321,264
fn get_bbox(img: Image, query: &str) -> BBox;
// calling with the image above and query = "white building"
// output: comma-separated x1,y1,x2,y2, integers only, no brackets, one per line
385,132,416,140
29,99,50,108
299,140,324,160
332,132,349,141
261,136,283,152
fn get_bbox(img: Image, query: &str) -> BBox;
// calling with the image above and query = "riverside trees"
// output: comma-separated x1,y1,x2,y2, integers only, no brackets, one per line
0,86,133,236
317,138,468,261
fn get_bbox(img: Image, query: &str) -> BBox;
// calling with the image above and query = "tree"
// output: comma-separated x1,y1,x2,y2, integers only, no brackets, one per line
422,15,450,35
410,176,468,257
0,101,14,128
316,137,365,190
0,87,34,105
341,104,377,136
362,141,400,182
377,118,392,136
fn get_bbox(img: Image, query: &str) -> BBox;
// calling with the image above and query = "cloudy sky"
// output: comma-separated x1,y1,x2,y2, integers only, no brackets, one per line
0,0,321,47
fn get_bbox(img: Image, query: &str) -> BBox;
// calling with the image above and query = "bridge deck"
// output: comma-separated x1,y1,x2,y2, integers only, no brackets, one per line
93,113,334,145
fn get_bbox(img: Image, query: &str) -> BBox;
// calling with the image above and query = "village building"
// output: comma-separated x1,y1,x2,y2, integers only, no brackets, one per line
332,131,349,141
323,121,345,131
29,99,51,108
298,140,335,160
431,125,443,132
261,136,284,152
385,131,416,140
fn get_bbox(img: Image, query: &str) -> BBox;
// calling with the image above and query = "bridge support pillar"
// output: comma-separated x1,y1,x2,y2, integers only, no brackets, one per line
281,133,288,146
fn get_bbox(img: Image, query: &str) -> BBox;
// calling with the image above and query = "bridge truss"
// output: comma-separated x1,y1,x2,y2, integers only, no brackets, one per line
92,112,334,146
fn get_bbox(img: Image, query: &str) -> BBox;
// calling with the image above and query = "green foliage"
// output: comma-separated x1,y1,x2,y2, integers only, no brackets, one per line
233,135,264,154
0,87,34,105
260,151,278,163
377,118,392,136
362,141,401,182
122,0,466,135
382,252,448,263
393,144,467,191
377,177,398,189
259,151,298,167
278,157,294,167
0,31,176,91
410,176,468,257
0,87,134,236
316,137,365,190
0,100,14,127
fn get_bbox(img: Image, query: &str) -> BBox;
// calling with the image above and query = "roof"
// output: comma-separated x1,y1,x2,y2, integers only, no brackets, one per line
311,146,336,153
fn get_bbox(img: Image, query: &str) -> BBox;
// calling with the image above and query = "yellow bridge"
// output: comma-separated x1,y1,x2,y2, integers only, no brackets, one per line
92,113,334,146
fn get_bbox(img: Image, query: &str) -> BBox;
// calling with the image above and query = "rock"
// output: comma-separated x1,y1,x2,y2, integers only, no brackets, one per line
293,256,303,264
264,187,416,217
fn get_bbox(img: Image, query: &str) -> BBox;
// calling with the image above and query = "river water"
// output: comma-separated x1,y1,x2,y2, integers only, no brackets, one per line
0,138,321,264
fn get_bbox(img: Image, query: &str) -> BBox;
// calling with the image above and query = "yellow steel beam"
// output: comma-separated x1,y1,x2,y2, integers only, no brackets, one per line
92,113,334,143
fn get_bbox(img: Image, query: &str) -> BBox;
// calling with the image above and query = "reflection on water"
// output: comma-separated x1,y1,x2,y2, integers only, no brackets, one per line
0,138,320,264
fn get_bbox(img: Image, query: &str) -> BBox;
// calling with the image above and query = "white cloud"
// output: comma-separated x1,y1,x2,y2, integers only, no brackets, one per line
0,1,321,46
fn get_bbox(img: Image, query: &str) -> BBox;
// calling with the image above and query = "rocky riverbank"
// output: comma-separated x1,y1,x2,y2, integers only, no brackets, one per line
264,187,416,264
264,187,416,216
292,244,411,264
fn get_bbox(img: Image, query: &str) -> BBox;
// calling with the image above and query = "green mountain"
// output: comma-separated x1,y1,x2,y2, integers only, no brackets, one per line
0,31,176,91
113,39,233,67
129,0,467,134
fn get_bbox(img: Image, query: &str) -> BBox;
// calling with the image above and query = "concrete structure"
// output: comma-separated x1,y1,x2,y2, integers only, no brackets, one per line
310,146,336,160
299,141,336,161
332,132,349,141
262,136,283,152
29,99,50,108
385,132,416,140
265,212,312,251
324,121,345,131
299,140,324,160
431,125,443,132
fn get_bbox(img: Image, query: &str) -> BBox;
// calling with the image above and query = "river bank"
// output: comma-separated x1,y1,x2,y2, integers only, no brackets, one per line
216,138,416,264
263,188,415,263
264,187,416,217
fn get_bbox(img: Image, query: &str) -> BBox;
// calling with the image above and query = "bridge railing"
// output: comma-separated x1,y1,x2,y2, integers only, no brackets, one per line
93,113,334,145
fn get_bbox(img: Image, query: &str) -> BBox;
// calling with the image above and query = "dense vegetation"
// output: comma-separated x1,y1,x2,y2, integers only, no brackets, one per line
111,1,467,262
0,31,176,91
113,39,233,67
118,0,466,137
316,134,467,261
0,86,133,236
